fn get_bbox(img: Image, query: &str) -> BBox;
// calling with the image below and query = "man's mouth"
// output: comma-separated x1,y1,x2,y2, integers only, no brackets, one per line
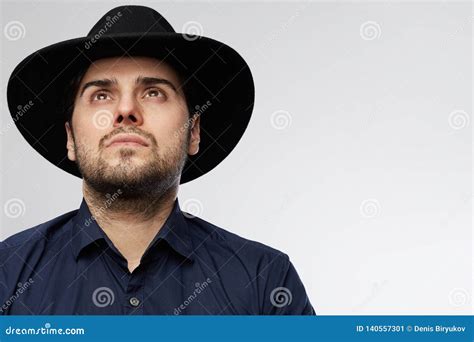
106,134,149,148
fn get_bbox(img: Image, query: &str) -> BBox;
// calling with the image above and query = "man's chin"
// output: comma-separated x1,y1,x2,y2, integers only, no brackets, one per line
106,155,146,166
84,174,154,196
102,158,149,172
100,170,149,183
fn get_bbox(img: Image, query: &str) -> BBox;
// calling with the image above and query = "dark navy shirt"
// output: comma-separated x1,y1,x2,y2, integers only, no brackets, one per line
0,198,315,315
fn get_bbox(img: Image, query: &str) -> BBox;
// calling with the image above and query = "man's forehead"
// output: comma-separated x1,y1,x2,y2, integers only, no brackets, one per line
82,56,178,82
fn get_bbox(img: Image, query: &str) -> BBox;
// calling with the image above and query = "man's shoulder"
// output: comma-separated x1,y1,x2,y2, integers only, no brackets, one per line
0,209,78,252
185,214,290,262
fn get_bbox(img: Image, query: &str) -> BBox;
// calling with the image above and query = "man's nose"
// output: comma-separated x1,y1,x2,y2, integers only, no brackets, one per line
113,96,144,127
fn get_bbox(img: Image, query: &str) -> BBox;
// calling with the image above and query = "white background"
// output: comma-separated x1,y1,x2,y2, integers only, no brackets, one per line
1,0,472,314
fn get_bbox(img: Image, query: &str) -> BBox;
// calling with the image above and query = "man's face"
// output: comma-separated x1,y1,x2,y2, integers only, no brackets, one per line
65,56,200,197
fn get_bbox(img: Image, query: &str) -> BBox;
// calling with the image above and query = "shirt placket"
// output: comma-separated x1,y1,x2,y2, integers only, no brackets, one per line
124,267,146,314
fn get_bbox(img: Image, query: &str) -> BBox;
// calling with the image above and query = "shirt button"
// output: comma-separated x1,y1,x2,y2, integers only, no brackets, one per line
129,297,140,307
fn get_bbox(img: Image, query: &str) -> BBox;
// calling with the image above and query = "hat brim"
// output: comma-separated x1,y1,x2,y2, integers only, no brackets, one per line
7,32,254,184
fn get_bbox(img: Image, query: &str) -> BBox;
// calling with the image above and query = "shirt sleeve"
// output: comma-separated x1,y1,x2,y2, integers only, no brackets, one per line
261,253,316,315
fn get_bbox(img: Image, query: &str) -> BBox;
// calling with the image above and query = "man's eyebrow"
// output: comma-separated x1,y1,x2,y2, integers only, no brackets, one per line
79,78,118,97
135,76,178,93
78,76,179,97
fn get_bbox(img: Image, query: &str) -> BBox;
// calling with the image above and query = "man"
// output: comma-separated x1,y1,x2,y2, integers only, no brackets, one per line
1,5,314,315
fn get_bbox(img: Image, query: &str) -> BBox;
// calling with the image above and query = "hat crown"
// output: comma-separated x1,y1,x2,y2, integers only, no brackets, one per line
87,5,176,38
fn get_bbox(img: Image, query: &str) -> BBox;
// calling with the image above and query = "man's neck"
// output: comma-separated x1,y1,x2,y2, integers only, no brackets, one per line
82,182,178,273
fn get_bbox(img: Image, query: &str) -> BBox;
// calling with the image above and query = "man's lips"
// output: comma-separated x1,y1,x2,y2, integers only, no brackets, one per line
106,134,149,148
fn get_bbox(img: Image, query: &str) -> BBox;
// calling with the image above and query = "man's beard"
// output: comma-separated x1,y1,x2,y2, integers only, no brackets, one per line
71,127,189,216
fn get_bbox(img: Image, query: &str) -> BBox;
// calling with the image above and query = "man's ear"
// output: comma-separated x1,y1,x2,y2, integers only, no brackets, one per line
65,121,76,161
188,114,201,156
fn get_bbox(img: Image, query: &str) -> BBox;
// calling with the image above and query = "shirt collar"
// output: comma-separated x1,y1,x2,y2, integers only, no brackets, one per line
71,197,194,262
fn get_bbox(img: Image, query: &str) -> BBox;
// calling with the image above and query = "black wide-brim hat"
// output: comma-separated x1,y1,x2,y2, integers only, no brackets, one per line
6,5,254,184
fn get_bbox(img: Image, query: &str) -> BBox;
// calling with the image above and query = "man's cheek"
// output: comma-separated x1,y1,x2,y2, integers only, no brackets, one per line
73,125,101,146
75,137,100,156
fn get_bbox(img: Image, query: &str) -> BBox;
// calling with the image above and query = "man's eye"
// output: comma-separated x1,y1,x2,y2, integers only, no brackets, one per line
145,88,166,99
92,92,110,101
